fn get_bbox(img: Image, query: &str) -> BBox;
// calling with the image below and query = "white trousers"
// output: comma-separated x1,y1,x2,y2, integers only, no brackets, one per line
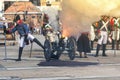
90,25,95,41
19,33,35,47
98,31,108,45
111,28,120,40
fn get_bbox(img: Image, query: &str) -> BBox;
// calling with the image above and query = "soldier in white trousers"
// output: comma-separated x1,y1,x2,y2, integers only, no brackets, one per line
95,15,109,57
110,17,120,50
90,22,98,50
10,20,44,61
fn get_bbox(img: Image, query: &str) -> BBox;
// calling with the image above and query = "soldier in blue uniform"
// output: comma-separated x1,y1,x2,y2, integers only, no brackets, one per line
10,20,44,61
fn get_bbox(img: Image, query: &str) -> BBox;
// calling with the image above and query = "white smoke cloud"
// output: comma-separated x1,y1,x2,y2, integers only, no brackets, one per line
60,0,120,37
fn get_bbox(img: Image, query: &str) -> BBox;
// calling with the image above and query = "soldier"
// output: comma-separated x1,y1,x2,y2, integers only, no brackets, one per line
90,21,99,50
10,20,44,61
110,17,120,50
41,13,49,36
95,15,110,57
116,17,120,49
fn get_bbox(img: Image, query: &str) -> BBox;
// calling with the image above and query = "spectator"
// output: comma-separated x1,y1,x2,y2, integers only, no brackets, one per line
77,32,91,58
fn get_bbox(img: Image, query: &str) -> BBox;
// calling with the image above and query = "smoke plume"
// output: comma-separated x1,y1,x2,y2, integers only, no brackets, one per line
60,0,120,37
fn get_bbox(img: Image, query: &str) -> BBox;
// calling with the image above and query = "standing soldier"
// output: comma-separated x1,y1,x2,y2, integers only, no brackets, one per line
109,17,116,50
42,13,49,36
90,21,99,50
110,17,120,50
95,15,110,57
114,17,120,50
116,17,120,49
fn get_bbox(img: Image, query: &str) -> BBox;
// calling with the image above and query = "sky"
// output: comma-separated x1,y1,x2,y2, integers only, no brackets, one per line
60,0,120,37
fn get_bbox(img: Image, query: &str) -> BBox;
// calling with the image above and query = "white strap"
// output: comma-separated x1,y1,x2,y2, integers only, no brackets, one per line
114,18,120,25
100,21,109,31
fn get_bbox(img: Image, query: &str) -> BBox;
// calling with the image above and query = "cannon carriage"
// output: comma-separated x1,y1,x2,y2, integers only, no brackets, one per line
43,25,77,61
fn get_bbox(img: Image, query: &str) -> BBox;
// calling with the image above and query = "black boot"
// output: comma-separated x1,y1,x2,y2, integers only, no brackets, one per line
102,44,107,57
84,52,88,58
112,39,115,50
95,44,101,57
116,41,119,50
79,52,82,58
33,38,44,49
91,41,94,50
16,47,23,61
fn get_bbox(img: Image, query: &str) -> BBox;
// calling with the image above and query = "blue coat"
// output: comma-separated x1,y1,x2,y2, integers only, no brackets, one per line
11,23,30,36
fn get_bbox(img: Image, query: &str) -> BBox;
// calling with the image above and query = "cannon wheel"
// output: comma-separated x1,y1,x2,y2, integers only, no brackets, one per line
44,39,52,61
67,37,76,60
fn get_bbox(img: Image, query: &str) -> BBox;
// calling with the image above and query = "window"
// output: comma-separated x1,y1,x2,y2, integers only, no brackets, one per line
32,16,35,18
4,1,14,11
29,0,40,6
46,1,51,6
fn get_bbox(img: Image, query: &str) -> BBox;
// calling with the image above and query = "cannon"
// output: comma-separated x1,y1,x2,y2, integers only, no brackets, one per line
43,29,76,61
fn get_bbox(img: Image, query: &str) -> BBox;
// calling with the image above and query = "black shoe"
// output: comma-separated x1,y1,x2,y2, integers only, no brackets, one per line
102,54,108,57
91,48,93,50
84,56,88,58
16,59,21,61
80,56,82,58
94,55,98,57
112,48,114,50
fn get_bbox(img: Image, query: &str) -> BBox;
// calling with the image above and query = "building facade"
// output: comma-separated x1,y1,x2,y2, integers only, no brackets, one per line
41,0,62,6
0,0,29,17
0,0,62,30
1,0,62,12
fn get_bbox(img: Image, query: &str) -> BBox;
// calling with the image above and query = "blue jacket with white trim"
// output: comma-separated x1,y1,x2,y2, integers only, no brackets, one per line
11,23,30,36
